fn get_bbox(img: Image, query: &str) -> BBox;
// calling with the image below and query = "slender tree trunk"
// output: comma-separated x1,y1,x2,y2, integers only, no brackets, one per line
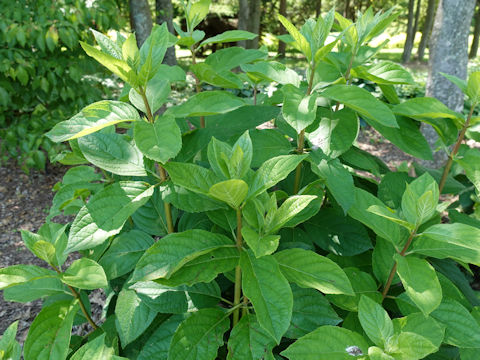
237,0,249,48
278,0,287,57
344,0,351,19
129,0,153,47
470,3,480,58
421,0,476,168
247,0,261,49
156,0,176,65
315,0,322,18
417,0,436,61
402,0,419,63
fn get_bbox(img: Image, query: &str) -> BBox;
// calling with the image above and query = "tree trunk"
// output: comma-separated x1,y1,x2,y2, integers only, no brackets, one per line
344,0,351,19
237,0,249,48
129,0,153,47
402,0,418,63
417,0,436,61
278,0,287,57
156,0,176,65
470,3,480,58
421,0,476,167
247,0,261,49
315,0,322,18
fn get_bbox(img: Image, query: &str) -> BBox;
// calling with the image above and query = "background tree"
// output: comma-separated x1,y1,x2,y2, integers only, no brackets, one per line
417,0,436,61
422,0,476,166
237,0,261,48
156,0,177,65
470,0,480,58
402,0,422,63
129,0,153,46
278,0,287,57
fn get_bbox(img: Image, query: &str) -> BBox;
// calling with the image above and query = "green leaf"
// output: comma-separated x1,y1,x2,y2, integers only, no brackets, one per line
286,285,341,339
248,155,307,199
411,223,480,265
133,229,233,281
367,205,414,231
78,133,147,176
70,333,116,360
187,0,211,29
265,195,317,234
240,251,293,343
208,179,248,209
250,129,293,168
282,84,317,132
156,247,238,287
281,325,369,360
241,61,301,86
392,312,445,350
67,181,154,253
373,238,399,285
164,162,218,195
322,85,398,128
166,91,245,117
278,15,311,60
168,308,229,360
91,29,122,59
24,300,78,360
191,63,243,89
401,172,439,226
129,76,170,114
115,288,157,347
306,107,359,159
340,146,390,177
456,148,480,192
242,225,280,258
201,30,257,46
99,230,154,280
274,249,354,295
309,150,355,213
205,47,267,72
386,332,438,360
137,314,185,360
358,295,393,347
0,321,21,360
304,207,372,256
368,347,395,360
440,72,467,93
227,314,276,360
431,298,480,348
0,265,58,290
139,24,170,82
61,258,107,290
393,97,462,122
467,71,480,103
351,61,415,85
46,101,140,142
134,115,182,163
122,33,139,68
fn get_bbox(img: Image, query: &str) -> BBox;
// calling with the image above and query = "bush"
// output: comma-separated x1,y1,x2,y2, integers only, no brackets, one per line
0,0,124,171
2,3,480,359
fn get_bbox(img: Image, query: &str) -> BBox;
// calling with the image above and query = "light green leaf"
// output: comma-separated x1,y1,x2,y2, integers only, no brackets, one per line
115,289,157,347
282,84,317,132
201,30,257,46
61,258,108,290
122,33,139,68
208,179,248,209
248,155,307,199
250,129,293,168
191,63,243,89
368,347,395,360
242,225,280,258
168,308,229,360
286,285,341,339
129,76,170,114
133,229,233,281
322,85,398,128
91,29,122,59
278,15,311,60
456,148,480,192
134,115,182,163
441,72,467,93
240,251,292,343
411,223,480,265
205,47,267,72
187,0,211,29
274,248,354,295
0,321,21,360
467,71,480,103
401,172,439,226
281,325,369,360
351,61,415,85
164,162,218,195
393,97,463,122
367,205,414,230
46,101,140,142
227,314,276,360
78,133,147,176
386,332,437,360
67,181,154,253
139,24,170,83
358,295,393,347
166,91,245,117
70,333,115,360
99,230,154,280
265,195,317,234
241,61,301,86
431,298,480,348
392,312,445,350
0,265,58,290
24,300,78,360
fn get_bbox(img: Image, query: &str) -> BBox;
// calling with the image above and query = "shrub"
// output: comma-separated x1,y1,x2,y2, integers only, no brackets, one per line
1,3,480,359
0,0,123,171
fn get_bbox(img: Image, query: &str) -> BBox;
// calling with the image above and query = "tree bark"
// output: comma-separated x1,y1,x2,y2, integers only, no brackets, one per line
278,0,287,57
421,0,476,167
315,0,322,18
470,2,480,58
129,0,153,47
344,0,351,20
237,0,261,49
402,0,421,63
417,0,436,61
237,0,249,48
156,0,176,65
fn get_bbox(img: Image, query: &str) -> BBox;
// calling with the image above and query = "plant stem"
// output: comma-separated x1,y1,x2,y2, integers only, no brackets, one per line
334,50,356,111
381,229,417,301
253,86,257,105
52,265,99,330
292,64,316,194
438,103,476,193
190,45,205,128
233,208,243,326
139,88,175,233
